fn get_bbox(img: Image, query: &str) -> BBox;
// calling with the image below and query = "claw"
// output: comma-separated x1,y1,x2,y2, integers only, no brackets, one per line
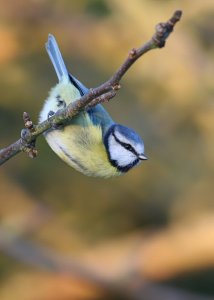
47,110,55,121
47,110,63,130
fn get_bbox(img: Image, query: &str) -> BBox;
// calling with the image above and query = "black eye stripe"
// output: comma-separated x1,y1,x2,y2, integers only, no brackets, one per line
112,132,138,156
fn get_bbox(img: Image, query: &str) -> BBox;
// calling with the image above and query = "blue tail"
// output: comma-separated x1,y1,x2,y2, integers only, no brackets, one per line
46,34,69,81
46,34,88,96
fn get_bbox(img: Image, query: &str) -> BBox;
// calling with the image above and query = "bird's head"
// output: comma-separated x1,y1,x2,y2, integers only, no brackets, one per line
104,124,147,173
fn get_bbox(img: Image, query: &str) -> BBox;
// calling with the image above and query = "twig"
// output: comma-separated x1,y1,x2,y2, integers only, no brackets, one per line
85,90,117,109
0,10,182,165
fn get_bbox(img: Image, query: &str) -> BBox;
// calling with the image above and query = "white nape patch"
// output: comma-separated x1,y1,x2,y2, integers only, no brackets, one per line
114,130,145,155
108,135,136,167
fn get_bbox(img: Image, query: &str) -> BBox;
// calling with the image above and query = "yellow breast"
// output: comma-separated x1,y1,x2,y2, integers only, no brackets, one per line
45,122,121,178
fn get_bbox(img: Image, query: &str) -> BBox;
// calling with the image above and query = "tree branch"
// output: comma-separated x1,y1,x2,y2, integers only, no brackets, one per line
0,10,182,165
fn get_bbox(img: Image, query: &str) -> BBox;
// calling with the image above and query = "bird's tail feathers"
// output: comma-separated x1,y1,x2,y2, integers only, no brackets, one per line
46,34,69,82
46,34,89,95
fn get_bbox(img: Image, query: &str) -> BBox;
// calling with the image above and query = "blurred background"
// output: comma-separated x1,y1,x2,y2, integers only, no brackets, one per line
0,0,214,299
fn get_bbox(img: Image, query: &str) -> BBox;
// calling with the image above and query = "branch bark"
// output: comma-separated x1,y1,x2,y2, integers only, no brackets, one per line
0,10,182,165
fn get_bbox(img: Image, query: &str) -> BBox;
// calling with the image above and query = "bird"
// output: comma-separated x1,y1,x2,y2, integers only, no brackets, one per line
39,34,147,178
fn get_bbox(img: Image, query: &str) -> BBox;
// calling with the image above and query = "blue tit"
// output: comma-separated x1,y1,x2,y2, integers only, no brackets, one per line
39,34,147,178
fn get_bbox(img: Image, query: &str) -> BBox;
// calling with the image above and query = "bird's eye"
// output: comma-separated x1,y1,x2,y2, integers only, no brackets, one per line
124,144,133,151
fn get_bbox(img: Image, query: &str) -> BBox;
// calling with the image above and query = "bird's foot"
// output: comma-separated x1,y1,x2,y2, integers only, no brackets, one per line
47,110,64,130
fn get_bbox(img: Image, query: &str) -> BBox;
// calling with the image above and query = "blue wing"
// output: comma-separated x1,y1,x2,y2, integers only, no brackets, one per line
68,67,114,134
87,103,114,134
69,73,114,135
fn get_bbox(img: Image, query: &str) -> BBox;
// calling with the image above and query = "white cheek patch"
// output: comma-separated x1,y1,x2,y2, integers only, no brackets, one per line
108,135,136,167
